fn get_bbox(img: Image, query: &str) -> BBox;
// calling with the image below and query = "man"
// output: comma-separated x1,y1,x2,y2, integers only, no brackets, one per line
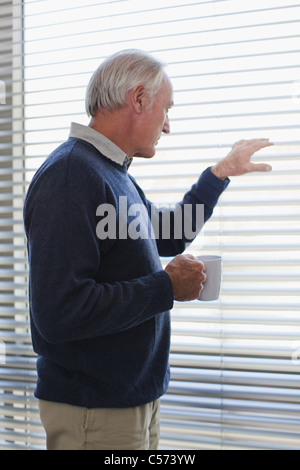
23,49,272,450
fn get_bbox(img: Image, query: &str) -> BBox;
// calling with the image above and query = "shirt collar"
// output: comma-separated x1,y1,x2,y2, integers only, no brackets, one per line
69,122,132,168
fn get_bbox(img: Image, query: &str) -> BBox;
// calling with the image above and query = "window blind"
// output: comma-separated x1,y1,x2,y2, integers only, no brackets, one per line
0,0,44,450
0,0,299,450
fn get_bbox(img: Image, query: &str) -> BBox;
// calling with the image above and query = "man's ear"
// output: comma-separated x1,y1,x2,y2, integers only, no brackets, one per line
131,84,148,114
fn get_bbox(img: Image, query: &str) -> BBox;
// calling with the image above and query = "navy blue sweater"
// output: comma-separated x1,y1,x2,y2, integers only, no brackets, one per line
23,137,229,408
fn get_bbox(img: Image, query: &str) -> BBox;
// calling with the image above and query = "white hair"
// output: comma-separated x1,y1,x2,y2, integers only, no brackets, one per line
85,49,168,116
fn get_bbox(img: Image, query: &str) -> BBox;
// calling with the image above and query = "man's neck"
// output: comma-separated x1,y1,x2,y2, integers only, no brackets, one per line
88,107,135,158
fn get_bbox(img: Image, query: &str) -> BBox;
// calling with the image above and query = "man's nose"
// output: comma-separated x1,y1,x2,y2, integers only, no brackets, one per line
162,115,170,134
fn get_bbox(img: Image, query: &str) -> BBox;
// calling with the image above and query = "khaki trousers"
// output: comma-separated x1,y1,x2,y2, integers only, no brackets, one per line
38,399,160,450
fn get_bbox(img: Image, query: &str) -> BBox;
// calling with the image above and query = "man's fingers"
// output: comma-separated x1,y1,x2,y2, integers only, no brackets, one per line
213,138,273,178
243,138,272,145
165,254,208,301
235,138,273,152
249,139,273,151
249,163,272,172
184,254,196,260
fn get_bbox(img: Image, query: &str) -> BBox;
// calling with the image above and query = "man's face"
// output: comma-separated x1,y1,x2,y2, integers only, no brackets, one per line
133,79,173,158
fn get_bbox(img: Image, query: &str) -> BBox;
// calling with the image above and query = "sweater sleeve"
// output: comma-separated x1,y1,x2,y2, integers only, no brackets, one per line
24,159,174,345
150,167,230,256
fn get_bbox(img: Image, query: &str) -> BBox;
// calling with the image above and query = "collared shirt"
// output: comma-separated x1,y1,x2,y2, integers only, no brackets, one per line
69,122,132,168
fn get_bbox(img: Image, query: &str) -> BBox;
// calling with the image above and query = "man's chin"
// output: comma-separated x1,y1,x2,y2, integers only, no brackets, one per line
133,149,156,159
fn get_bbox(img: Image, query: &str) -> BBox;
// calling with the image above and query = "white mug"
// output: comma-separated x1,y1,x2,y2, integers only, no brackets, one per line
197,255,222,301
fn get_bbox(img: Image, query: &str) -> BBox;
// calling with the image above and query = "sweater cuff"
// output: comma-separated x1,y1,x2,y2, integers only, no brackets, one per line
194,166,230,210
201,166,230,192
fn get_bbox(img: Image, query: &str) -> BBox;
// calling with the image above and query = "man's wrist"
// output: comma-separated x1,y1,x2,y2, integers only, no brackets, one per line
210,163,230,181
